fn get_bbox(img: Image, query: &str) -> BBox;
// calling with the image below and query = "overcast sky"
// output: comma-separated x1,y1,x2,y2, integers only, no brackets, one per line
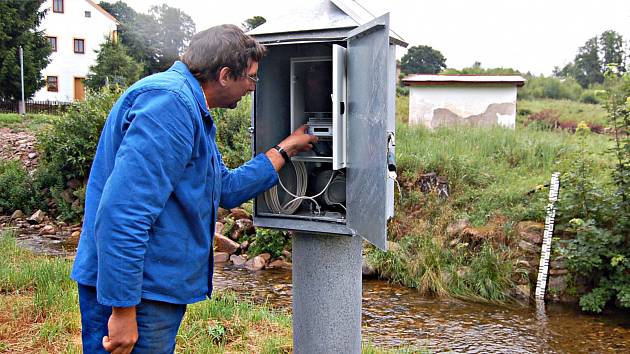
123,0,630,76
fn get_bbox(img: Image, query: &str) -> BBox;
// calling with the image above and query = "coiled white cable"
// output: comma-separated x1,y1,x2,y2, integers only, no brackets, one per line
264,160,336,215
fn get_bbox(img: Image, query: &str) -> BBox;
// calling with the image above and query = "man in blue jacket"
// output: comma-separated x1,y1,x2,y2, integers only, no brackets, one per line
70,24,317,353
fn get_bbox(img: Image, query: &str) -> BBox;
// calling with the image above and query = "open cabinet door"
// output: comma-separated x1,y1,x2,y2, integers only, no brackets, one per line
332,44,347,170
345,13,390,250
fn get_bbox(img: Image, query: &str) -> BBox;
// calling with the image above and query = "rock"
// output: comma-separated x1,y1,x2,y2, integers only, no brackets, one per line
68,230,81,244
259,253,272,262
550,258,566,269
214,252,230,263
513,284,531,299
230,254,247,267
217,208,229,221
441,271,452,284
240,240,249,250
245,255,266,271
547,275,568,294
215,222,225,235
228,208,250,221
235,218,254,234
11,210,25,219
447,219,471,238
268,260,292,270
66,179,81,190
230,227,245,241
39,225,56,235
214,233,239,254
27,152,38,159
27,210,45,225
549,268,568,275
60,189,74,204
518,240,540,254
281,250,292,259
515,259,532,269
362,259,377,277
387,241,400,253
515,221,544,245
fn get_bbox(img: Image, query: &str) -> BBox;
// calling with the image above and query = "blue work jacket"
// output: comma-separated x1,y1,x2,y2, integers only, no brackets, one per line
70,61,278,307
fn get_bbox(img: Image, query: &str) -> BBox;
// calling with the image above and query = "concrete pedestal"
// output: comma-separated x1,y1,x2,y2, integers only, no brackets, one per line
292,233,362,354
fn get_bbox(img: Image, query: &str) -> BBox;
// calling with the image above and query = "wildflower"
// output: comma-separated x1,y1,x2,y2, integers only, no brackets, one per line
575,121,590,135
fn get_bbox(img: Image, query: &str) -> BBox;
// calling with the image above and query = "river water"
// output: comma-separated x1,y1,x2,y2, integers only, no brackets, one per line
213,265,630,353
14,236,630,353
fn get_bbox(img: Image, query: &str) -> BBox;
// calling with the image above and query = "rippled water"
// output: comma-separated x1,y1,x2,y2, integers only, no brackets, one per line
213,265,630,354
15,237,630,353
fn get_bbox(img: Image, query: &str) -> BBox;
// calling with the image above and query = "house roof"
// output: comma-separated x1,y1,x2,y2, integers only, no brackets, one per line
86,0,120,25
247,0,407,47
403,74,526,87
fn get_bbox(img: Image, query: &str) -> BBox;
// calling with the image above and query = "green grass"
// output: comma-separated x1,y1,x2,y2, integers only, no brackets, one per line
366,106,616,302
0,232,409,353
0,113,57,131
517,99,607,126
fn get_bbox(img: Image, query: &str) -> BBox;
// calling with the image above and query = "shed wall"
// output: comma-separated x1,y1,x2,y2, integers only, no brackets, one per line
408,85,517,129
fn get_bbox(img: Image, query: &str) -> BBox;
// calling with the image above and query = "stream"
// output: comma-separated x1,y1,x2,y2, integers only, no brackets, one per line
14,235,630,353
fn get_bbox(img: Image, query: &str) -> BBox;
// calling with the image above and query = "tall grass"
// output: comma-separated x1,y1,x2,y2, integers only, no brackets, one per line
367,115,615,302
517,99,607,126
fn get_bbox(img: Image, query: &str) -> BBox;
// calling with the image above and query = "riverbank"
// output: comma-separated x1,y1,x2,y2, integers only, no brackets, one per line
0,231,424,353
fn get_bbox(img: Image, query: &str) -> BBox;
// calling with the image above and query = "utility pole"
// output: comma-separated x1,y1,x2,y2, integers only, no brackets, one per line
19,46,26,115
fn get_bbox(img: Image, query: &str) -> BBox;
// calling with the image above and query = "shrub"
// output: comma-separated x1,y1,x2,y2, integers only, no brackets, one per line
36,86,123,183
248,228,290,258
212,95,252,168
0,161,39,213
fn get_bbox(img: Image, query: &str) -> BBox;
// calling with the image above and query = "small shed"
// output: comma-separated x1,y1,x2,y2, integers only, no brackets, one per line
402,75,525,129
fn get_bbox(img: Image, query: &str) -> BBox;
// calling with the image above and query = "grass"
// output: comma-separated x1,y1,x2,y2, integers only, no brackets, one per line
0,113,57,131
517,99,607,126
0,232,415,353
367,97,616,302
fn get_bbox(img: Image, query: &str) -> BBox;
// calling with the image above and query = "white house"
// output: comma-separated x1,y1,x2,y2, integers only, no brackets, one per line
33,0,118,102
402,75,525,129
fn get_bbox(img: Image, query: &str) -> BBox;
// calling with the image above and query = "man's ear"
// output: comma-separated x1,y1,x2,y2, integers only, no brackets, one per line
218,67,231,86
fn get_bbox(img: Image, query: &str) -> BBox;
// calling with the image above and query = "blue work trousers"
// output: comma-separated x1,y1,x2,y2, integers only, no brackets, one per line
78,283,186,353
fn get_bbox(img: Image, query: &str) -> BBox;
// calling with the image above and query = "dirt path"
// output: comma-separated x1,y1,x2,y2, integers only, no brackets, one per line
0,128,39,172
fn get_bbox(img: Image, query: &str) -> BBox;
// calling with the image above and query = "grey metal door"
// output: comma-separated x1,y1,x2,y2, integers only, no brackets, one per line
345,13,390,250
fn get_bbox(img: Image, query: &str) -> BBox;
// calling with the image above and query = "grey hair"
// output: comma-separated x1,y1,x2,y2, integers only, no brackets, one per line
181,24,266,83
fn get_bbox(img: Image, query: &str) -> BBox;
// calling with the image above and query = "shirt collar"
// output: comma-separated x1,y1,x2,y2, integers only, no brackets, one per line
168,61,210,117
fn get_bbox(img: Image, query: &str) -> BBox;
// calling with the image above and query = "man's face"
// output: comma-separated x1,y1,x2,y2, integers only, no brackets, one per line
223,61,258,109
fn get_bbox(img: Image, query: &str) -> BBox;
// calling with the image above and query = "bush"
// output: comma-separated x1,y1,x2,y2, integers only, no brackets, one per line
579,90,602,104
247,228,290,258
212,95,252,168
36,86,123,183
518,76,583,101
0,161,39,213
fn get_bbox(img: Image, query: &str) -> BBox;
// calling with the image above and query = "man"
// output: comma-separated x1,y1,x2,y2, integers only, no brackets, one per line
70,24,317,353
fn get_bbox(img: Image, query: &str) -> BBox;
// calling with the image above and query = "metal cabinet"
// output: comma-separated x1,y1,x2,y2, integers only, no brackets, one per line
251,12,402,251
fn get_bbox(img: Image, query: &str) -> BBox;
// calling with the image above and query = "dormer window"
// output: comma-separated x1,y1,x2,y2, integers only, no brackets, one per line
85,11,91,18
53,0,64,13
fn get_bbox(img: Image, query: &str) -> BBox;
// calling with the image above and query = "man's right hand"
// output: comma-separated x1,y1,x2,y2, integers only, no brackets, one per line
102,306,138,354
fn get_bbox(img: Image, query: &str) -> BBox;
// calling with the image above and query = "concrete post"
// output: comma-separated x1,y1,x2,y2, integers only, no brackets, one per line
292,233,362,354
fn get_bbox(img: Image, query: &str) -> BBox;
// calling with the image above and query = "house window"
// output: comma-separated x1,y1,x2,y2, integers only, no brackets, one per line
74,39,85,54
48,36,57,51
85,11,91,18
52,0,63,13
47,76,58,92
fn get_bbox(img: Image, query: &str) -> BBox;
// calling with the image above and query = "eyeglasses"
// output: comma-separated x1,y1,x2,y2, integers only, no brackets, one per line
247,75,259,83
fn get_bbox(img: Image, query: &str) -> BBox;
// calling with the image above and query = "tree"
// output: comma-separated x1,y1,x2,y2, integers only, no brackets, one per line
242,16,266,31
150,4,195,73
86,38,143,90
441,61,521,75
599,30,625,71
0,0,51,101
572,36,604,88
99,2,195,76
400,45,446,75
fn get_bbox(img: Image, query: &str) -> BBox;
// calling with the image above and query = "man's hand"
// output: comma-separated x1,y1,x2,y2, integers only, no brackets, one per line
266,125,318,171
102,306,138,354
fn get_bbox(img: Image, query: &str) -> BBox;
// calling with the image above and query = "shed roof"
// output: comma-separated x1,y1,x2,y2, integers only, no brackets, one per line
402,74,526,87
247,0,406,47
